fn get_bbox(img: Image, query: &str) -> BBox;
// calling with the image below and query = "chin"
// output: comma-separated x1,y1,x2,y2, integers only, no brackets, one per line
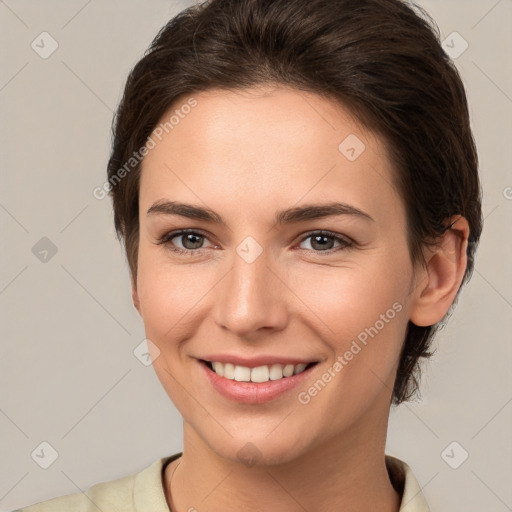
199,426,314,468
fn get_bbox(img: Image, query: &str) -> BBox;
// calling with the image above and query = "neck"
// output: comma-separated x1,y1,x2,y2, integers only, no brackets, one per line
164,415,401,512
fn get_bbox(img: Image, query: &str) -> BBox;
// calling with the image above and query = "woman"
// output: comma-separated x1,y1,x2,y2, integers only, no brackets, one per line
17,0,482,510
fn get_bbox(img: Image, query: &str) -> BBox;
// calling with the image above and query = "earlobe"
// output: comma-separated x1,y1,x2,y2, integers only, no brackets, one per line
409,216,469,327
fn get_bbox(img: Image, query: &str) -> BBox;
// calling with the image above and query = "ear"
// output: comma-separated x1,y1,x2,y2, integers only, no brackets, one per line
409,216,470,327
131,275,141,316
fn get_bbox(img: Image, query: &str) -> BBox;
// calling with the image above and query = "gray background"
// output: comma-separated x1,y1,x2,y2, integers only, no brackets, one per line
1,1,511,510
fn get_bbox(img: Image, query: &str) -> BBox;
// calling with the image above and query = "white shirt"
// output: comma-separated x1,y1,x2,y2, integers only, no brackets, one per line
15,452,430,511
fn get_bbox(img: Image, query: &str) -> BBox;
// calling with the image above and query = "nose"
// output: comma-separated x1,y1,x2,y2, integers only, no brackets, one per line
213,245,289,339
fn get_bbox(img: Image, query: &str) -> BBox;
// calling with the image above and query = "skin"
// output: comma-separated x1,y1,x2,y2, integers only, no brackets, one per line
132,86,469,512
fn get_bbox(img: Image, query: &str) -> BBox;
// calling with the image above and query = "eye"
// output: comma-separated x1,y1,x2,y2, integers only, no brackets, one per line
298,230,353,253
157,229,214,255
157,229,354,255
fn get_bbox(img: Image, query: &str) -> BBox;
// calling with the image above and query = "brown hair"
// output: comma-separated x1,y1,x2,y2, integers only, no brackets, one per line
107,0,483,404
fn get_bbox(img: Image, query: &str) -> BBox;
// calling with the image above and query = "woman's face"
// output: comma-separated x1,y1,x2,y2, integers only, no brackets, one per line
134,86,420,465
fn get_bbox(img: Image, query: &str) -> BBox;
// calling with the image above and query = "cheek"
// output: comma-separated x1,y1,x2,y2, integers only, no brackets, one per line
138,269,193,336
135,246,220,343
291,265,410,419
291,252,412,409
290,252,412,344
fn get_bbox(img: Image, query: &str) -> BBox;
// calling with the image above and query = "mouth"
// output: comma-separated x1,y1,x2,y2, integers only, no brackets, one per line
200,359,318,383
197,355,321,404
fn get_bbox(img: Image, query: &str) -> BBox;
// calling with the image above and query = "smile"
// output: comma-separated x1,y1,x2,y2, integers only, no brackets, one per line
199,358,319,404
202,360,317,382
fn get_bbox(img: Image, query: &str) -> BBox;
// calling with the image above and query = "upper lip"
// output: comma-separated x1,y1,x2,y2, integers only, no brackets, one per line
199,354,318,368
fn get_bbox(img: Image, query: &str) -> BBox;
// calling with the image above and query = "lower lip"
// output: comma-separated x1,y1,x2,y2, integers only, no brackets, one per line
199,360,317,404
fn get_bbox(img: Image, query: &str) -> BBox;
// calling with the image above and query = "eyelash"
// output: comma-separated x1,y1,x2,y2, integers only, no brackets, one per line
156,229,354,256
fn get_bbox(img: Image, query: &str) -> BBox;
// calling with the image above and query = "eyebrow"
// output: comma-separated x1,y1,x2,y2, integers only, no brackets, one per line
146,200,374,225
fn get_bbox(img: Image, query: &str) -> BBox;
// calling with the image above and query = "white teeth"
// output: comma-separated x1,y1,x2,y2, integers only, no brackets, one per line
208,361,312,382
223,363,235,379
234,365,251,381
251,365,270,383
212,361,224,376
269,364,284,380
282,364,295,377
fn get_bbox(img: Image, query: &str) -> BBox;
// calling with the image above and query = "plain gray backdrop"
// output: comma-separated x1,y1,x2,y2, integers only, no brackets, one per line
1,0,511,510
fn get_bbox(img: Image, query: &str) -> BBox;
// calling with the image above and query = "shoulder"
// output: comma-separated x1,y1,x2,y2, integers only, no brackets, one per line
13,472,137,512
14,454,180,512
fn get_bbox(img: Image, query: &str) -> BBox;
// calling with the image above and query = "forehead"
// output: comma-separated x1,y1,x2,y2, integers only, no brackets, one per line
146,86,373,165
139,86,403,225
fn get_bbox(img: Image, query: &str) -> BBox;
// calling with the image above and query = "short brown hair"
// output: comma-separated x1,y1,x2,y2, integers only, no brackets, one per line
107,0,483,404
